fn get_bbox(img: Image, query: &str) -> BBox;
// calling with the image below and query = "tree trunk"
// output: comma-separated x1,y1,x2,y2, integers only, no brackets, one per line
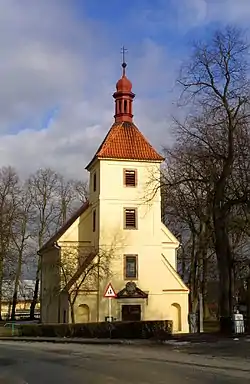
202,255,207,318
67,292,76,324
213,211,233,333
246,272,250,333
181,254,185,280
230,259,235,311
189,234,198,314
70,302,75,324
11,250,23,320
0,254,3,321
30,268,40,320
7,300,11,320
11,291,18,321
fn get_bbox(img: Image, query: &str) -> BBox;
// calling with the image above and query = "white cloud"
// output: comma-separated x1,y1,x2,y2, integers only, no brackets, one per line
0,0,179,180
207,0,250,24
0,0,249,181
175,0,208,30
173,0,250,30
141,0,250,34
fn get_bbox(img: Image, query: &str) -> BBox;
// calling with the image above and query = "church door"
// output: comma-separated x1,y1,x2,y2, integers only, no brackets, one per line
122,305,141,321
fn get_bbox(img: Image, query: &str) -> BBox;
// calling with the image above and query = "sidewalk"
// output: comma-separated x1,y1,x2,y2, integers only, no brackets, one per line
172,332,250,343
0,336,157,345
0,333,249,345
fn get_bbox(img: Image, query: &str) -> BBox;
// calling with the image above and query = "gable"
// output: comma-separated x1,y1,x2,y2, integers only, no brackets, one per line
161,254,189,292
116,282,148,299
161,223,179,247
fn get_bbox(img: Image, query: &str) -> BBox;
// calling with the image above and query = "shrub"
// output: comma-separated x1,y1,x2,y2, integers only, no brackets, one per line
18,320,173,340
0,326,20,337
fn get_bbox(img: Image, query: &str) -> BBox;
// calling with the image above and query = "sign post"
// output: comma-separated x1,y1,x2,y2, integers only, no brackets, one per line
104,282,116,322
108,297,112,322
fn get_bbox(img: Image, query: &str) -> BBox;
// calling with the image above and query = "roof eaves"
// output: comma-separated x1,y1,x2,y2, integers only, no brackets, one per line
85,156,98,171
85,123,120,170
97,155,164,162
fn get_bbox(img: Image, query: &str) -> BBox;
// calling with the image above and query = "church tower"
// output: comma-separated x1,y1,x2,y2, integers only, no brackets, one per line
86,53,165,250
83,54,189,329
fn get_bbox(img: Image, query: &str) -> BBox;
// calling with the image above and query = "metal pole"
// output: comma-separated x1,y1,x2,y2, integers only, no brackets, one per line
108,297,112,322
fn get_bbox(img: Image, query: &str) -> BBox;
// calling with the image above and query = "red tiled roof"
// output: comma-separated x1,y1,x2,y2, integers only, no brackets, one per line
86,121,164,169
38,201,90,253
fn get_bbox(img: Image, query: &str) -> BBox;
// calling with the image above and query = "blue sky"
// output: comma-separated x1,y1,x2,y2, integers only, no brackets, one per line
0,0,250,179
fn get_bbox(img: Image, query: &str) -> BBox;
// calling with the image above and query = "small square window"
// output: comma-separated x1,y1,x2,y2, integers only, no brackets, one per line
124,255,138,279
93,173,97,192
124,169,137,187
92,210,96,232
124,208,137,229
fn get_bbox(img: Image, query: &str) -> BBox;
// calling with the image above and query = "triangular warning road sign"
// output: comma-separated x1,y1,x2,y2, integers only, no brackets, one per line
104,283,116,298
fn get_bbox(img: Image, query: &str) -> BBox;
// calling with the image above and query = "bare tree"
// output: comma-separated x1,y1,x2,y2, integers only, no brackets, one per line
160,150,216,317
0,163,89,321
0,166,19,320
28,167,89,320
56,176,76,227
10,181,35,320
56,177,88,227
174,26,250,331
72,180,89,203
28,168,60,319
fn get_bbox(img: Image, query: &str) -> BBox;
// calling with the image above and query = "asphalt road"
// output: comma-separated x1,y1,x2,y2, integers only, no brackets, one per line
0,341,250,383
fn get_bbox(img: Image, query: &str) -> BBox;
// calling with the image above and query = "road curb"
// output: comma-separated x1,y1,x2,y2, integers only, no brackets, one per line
0,336,161,345
0,335,249,345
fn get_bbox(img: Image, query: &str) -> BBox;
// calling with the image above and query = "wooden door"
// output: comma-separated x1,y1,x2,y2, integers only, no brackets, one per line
122,305,141,321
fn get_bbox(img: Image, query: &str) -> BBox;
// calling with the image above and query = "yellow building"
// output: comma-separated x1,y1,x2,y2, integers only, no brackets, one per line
40,60,189,333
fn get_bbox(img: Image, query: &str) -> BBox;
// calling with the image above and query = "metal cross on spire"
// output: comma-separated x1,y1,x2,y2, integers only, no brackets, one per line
121,46,128,75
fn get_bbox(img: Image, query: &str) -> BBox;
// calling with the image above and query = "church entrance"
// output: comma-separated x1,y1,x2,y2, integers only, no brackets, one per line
122,305,141,321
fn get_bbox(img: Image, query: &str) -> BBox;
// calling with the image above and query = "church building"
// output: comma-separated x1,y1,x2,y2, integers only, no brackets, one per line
39,58,189,333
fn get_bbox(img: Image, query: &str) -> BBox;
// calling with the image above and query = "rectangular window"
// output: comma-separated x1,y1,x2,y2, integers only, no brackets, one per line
93,172,96,192
124,255,138,279
124,169,137,187
124,208,137,229
92,210,96,232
